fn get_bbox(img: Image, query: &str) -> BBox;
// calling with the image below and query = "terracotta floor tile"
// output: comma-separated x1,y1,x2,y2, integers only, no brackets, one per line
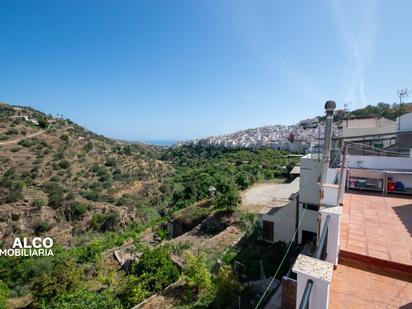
340,193,412,268
368,249,390,260
330,263,412,309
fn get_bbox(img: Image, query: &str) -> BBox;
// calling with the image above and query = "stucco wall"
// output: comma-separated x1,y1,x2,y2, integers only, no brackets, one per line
346,155,412,170
299,156,322,205
398,112,412,132
259,200,297,243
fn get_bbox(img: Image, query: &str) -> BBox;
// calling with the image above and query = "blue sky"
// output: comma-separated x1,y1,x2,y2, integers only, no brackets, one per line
0,0,411,141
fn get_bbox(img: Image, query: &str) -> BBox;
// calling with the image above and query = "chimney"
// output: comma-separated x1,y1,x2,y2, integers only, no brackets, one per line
321,101,336,184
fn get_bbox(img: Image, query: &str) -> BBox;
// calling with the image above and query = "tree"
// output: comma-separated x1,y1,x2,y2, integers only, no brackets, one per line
32,258,82,304
0,281,8,309
90,212,119,232
38,117,48,128
130,247,179,293
236,172,252,189
50,290,123,309
214,186,240,211
214,265,241,309
122,276,150,307
183,252,212,296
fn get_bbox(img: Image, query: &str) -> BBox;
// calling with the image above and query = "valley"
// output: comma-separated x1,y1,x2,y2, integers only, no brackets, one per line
0,103,299,308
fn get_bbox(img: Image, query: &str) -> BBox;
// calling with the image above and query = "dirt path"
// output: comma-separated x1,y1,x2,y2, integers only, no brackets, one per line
240,178,300,213
0,130,45,145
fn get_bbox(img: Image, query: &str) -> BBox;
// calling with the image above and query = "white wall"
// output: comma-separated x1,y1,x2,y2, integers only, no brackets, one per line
346,155,412,170
323,184,339,206
326,168,338,184
300,156,322,205
398,112,412,132
260,200,297,243
296,272,330,309
343,126,396,138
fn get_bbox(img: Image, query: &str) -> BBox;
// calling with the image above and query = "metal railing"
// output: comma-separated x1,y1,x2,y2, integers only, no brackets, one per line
298,215,330,309
299,280,313,309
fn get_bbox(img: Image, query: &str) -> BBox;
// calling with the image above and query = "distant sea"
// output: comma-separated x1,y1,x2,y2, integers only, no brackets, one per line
144,140,178,146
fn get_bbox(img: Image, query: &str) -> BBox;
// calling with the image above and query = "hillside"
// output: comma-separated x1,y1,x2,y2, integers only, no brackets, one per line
0,104,301,308
0,103,172,246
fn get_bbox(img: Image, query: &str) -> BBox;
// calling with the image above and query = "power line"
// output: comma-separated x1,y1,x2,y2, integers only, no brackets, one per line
254,208,307,309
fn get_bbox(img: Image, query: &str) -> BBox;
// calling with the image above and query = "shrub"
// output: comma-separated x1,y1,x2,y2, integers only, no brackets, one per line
105,158,117,167
50,289,123,309
122,276,150,307
83,141,93,153
43,182,66,209
81,190,100,202
214,187,240,211
183,252,212,296
35,221,50,235
10,146,21,153
32,258,82,304
38,117,48,128
155,227,170,240
0,281,8,309
58,160,71,169
67,201,87,220
124,246,179,306
90,212,119,232
60,134,69,143
53,148,65,160
122,145,132,156
214,265,241,308
18,139,33,148
33,199,46,208
6,181,24,203
74,241,103,264
131,247,179,290
6,128,18,135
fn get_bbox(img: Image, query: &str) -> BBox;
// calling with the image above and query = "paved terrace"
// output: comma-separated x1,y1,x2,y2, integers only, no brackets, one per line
330,261,412,308
330,192,412,308
340,192,412,270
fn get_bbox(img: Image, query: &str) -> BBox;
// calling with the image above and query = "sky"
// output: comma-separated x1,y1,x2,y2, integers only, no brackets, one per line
0,0,411,141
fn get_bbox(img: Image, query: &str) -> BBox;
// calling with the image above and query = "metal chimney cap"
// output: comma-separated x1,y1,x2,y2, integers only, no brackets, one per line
324,100,336,112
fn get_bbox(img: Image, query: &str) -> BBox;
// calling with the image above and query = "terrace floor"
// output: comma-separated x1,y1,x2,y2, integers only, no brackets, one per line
330,261,412,308
340,192,412,268
330,192,412,308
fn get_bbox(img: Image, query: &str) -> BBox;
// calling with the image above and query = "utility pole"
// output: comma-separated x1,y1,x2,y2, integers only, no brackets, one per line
397,88,409,130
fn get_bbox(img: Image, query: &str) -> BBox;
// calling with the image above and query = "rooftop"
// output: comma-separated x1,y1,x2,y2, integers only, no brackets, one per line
339,192,412,269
